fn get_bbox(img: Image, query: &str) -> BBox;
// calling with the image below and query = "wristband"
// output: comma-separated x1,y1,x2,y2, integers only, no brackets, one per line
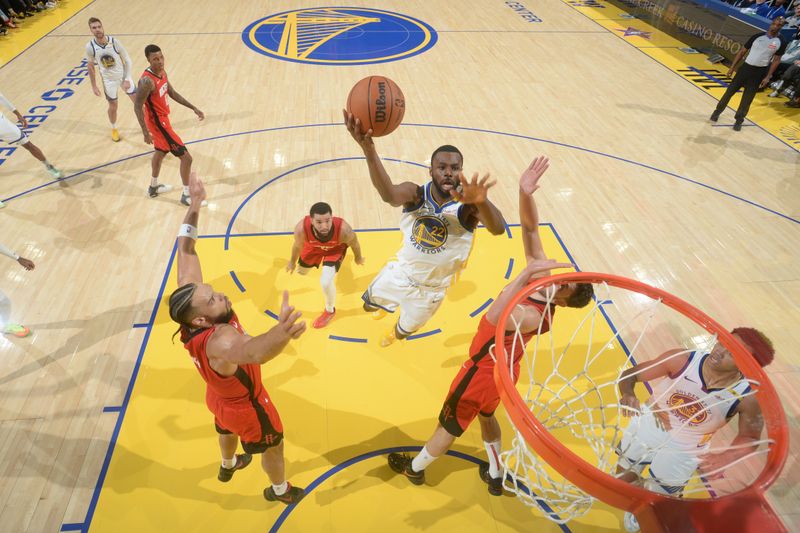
178,224,198,240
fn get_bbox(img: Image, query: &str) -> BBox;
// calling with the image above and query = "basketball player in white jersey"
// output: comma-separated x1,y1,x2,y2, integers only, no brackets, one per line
616,328,774,531
0,91,64,201
343,110,507,347
0,240,35,338
85,17,136,142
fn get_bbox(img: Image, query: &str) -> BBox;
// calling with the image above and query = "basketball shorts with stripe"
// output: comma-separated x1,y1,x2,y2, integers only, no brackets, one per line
209,391,284,453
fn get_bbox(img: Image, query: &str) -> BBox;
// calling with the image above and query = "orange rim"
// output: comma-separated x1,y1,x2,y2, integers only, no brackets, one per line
493,272,788,513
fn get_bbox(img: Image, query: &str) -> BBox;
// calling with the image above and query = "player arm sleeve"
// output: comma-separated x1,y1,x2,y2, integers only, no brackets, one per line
0,242,19,260
744,34,758,49
116,40,133,79
0,91,16,113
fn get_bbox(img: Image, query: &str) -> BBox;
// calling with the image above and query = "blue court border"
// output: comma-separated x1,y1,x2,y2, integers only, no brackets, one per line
60,220,730,532
58,222,595,533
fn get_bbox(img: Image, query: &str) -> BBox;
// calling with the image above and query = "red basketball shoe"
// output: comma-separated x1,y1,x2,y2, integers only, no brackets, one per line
312,309,335,329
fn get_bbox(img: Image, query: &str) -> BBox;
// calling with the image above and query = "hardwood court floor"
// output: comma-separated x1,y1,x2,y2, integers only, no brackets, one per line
0,1,798,531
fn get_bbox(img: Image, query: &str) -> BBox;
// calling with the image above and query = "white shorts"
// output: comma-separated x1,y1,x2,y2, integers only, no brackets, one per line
0,114,28,145
363,261,446,334
616,408,700,495
103,75,136,101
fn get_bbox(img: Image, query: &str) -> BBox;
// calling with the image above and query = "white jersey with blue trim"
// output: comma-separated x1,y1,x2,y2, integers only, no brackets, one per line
650,351,750,449
85,36,131,80
396,182,474,288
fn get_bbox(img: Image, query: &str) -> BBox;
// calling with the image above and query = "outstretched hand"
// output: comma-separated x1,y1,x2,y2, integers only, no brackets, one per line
452,172,496,204
699,451,734,480
520,156,550,195
620,393,641,417
17,257,35,271
342,109,374,150
521,258,573,281
277,290,306,340
188,172,206,205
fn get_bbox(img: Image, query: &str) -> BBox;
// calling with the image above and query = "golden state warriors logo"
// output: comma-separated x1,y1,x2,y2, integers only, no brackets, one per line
99,54,116,68
411,216,448,253
242,7,437,65
667,393,708,425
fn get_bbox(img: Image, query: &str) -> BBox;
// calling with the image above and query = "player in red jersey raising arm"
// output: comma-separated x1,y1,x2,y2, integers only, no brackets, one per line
134,44,204,206
286,202,365,329
387,156,594,494
167,173,306,505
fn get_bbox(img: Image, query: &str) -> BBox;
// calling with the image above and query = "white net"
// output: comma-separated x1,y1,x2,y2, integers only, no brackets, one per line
495,279,775,524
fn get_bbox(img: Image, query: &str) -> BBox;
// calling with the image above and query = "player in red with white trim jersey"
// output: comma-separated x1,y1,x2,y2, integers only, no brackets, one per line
287,202,364,328
134,44,205,206
386,156,594,495
167,174,307,505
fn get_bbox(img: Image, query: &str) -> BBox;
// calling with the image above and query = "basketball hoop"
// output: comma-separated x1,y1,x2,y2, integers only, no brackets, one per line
493,272,788,532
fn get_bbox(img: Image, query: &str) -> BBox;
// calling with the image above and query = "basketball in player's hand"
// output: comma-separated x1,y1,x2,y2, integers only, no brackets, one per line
346,76,405,137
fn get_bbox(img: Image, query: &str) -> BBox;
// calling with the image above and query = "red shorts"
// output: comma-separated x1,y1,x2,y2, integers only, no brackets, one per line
145,114,186,157
207,389,283,453
438,362,519,437
299,247,346,271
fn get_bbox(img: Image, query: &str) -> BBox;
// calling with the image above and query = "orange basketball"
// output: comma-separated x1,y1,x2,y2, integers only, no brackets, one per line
346,76,405,137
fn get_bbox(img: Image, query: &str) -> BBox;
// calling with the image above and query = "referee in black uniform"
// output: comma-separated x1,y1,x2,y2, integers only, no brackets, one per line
711,17,787,131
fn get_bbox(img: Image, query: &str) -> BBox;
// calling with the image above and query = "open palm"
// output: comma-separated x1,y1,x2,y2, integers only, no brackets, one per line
453,172,496,204
520,156,550,195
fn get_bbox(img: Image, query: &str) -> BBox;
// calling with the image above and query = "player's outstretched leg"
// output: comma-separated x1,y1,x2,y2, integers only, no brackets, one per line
216,433,252,482
178,152,197,206
387,452,425,485
108,99,120,142
148,151,172,197
313,265,337,328
261,441,305,505
380,322,412,347
388,424,455,486
20,141,63,178
477,414,503,496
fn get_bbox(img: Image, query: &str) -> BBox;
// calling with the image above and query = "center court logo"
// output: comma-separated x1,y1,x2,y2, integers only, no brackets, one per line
411,216,448,253
242,7,437,65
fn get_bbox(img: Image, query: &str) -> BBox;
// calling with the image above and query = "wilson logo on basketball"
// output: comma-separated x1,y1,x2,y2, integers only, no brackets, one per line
667,392,708,425
375,82,387,123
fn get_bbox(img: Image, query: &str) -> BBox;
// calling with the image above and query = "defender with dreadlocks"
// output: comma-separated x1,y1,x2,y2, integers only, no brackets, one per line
167,174,307,505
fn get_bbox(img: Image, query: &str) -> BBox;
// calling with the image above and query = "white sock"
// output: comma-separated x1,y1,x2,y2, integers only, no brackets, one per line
221,456,236,469
43,160,51,167
272,481,288,495
151,177,159,187
484,439,502,479
411,445,438,473
183,185,189,196
111,122,117,129
320,265,336,313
